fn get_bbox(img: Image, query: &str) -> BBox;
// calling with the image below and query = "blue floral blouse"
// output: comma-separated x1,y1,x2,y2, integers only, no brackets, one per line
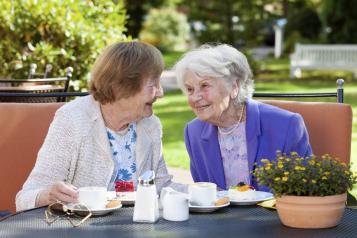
106,123,137,190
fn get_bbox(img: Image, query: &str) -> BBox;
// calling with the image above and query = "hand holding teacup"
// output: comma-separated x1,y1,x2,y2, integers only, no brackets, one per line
37,181,78,207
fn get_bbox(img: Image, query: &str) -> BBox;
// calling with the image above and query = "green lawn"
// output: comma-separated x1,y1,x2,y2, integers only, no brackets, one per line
156,55,357,196
163,51,185,69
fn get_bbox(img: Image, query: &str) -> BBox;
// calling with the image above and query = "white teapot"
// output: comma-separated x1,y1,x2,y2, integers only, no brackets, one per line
160,187,189,221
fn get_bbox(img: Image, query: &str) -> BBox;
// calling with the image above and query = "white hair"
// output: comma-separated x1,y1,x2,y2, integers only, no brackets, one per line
174,44,254,104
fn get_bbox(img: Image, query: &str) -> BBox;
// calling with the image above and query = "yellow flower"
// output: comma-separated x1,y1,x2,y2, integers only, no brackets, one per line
253,152,355,197
261,159,269,163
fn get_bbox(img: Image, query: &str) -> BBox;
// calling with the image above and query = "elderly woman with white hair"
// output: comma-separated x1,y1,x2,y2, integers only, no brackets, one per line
174,44,312,191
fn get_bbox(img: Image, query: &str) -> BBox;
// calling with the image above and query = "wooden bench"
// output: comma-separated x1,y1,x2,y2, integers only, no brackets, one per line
290,44,357,78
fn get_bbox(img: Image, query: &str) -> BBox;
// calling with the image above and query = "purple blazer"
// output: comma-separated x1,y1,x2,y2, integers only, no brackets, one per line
184,99,312,191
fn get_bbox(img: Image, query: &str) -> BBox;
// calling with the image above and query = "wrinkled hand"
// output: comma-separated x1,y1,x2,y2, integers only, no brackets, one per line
37,181,78,207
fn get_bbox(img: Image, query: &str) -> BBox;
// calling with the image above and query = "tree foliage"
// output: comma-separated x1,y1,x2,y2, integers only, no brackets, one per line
0,0,128,89
322,0,357,43
285,6,322,40
124,0,179,38
179,0,279,47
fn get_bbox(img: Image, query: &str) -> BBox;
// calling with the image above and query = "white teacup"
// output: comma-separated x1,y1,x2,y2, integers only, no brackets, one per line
161,187,189,221
189,182,217,206
78,186,107,210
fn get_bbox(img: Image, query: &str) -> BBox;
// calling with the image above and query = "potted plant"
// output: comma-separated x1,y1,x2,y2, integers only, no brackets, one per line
253,151,357,228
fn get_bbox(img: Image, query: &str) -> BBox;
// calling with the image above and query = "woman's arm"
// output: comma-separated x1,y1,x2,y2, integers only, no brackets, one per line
149,117,188,193
285,113,313,157
15,110,79,211
184,125,199,182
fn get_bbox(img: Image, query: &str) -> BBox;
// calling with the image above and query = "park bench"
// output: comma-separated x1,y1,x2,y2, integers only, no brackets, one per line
290,44,357,78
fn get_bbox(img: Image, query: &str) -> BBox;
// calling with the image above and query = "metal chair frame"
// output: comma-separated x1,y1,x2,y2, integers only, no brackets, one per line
253,79,344,103
0,79,345,103
0,67,73,102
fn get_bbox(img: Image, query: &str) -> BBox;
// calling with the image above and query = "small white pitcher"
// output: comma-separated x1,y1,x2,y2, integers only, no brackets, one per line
160,187,189,221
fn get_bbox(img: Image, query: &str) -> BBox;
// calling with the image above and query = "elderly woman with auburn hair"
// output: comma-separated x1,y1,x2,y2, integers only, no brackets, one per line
174,44,312,191
16,42,185,211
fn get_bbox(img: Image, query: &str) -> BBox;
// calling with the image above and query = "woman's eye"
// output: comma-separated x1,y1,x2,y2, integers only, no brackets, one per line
201,84,209,89
186,87,193,94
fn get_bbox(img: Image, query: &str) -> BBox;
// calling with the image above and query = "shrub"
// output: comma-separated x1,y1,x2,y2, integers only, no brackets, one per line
139,8,190,52
0,0,128,90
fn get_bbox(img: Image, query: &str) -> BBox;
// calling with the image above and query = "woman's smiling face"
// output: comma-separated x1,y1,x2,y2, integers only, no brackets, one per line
130,76,163,120
183,71,232,124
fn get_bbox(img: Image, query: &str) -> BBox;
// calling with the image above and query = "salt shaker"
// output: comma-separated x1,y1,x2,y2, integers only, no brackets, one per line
133,170,160,223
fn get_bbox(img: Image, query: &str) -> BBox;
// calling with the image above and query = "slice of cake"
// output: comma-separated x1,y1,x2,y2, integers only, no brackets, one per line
229,183,256,201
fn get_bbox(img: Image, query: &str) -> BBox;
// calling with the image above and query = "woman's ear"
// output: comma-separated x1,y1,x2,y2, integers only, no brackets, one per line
230,80,239,99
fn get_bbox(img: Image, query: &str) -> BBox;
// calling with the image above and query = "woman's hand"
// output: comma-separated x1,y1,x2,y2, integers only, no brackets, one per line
36,181,78,207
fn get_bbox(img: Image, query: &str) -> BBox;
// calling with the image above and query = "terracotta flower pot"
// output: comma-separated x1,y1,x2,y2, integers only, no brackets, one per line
276,193,347,229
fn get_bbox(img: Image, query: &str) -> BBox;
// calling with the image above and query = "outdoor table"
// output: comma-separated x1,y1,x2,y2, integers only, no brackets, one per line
1,206,356,238
0,84,63,92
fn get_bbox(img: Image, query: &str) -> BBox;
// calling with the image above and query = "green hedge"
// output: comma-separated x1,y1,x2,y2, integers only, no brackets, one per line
0,0,128,90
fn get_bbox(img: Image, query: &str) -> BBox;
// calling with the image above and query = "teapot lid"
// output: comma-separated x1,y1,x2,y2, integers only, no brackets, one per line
138,170,155,186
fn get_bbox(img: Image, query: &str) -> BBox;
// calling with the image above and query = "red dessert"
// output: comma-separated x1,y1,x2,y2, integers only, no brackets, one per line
115,181,134,192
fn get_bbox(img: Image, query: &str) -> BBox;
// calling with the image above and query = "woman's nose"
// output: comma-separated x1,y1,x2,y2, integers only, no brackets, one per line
155,84,164,98
191,90,202,102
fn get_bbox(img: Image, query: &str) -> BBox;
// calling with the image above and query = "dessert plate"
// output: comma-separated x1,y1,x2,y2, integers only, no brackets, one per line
65,203,122,216
116,191,136,205
218,191,274,205
189,201,230,213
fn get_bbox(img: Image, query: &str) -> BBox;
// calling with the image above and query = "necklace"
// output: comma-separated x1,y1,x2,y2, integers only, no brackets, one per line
218,104,245,135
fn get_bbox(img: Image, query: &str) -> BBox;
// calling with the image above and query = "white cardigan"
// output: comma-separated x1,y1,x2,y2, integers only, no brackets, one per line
16,95,186,211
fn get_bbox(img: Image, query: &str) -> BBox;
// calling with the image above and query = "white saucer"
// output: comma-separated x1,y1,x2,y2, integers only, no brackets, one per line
218,191,274,205
189,201,230,213
116,191,136,205
65,203,122,216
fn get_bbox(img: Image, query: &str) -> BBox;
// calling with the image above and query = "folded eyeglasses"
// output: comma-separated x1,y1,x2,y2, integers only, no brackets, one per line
45,202,92,227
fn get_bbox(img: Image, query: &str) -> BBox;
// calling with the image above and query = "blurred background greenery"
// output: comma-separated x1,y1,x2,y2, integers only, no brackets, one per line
0,0,356,193
155,56,357,196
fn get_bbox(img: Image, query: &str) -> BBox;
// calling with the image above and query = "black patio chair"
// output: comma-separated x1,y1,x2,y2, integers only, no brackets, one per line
253,78,344,103
0,67,73,103
28,63,53,79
